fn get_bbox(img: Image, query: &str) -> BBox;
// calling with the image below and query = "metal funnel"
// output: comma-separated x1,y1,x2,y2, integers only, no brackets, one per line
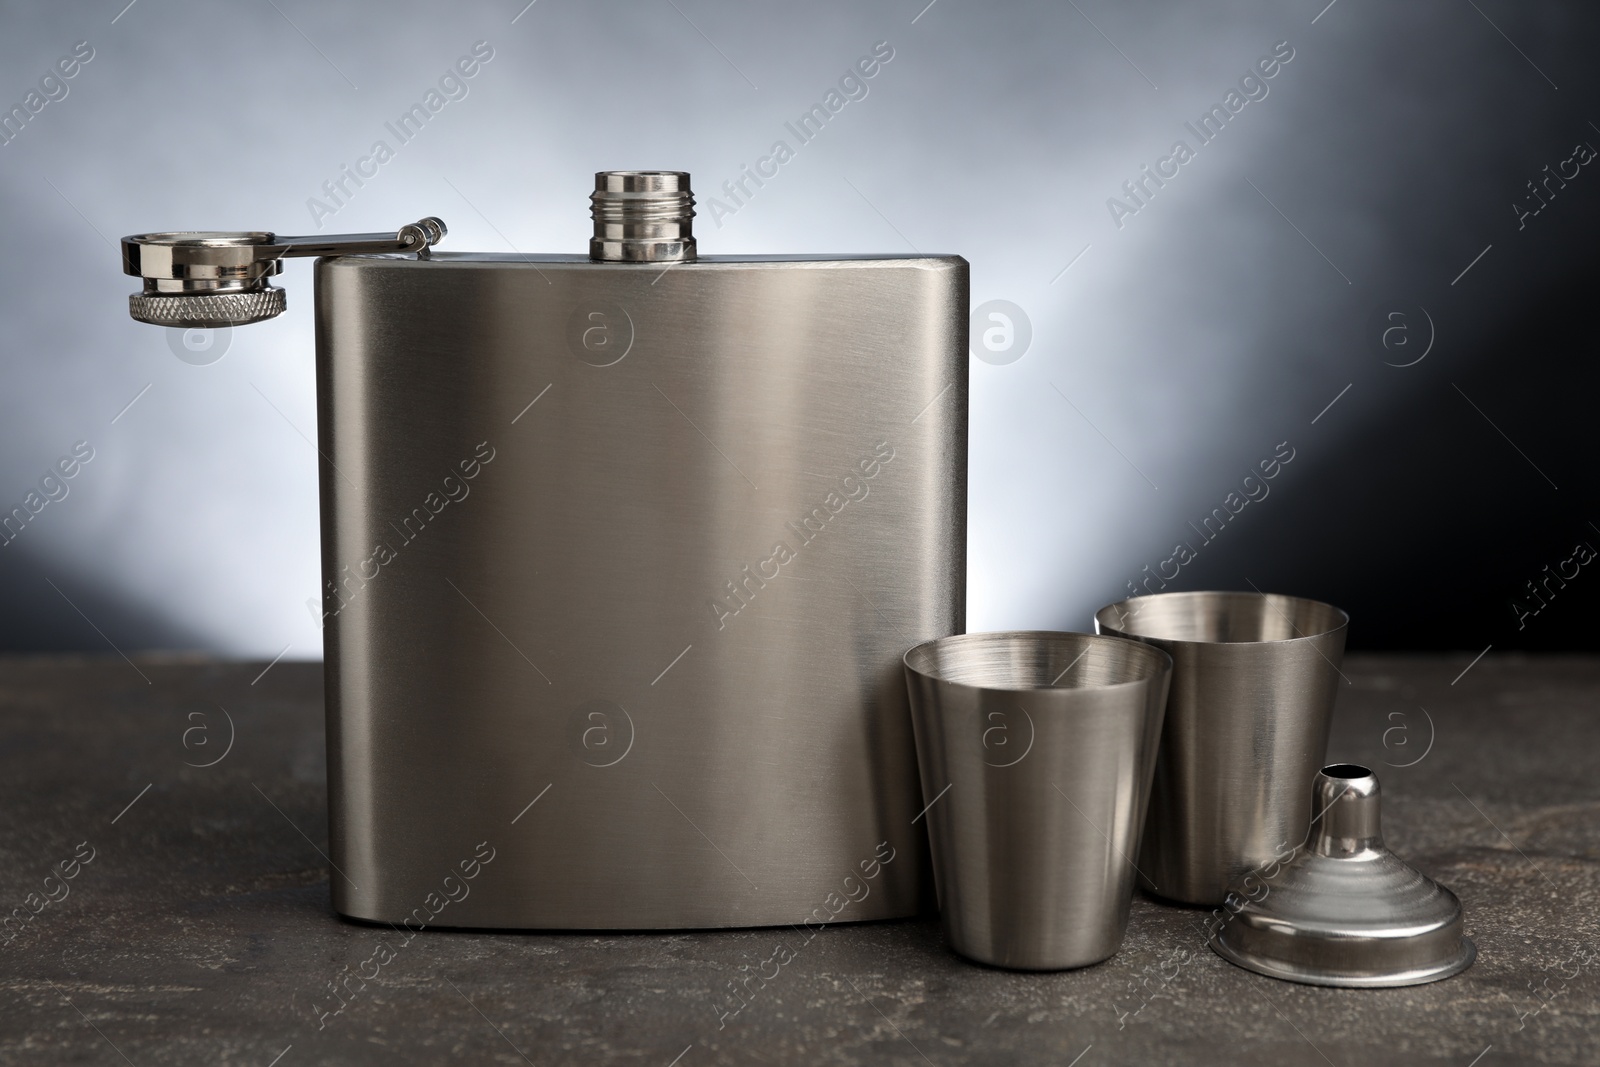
1209,763,1475,987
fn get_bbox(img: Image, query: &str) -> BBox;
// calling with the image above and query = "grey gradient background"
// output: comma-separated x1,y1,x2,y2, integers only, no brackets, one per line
1,0,1597,658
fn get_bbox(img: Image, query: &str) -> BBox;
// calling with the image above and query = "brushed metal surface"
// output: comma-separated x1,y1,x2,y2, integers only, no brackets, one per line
1095,591,1348,907
1210,764,1475,987
314,250,967,928
902,632,1170,970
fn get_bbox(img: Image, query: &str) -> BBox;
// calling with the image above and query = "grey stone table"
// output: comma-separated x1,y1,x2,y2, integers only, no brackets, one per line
1,653,1596,1066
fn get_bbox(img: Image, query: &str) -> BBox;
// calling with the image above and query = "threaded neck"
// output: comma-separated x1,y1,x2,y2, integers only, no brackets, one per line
589,171,696,263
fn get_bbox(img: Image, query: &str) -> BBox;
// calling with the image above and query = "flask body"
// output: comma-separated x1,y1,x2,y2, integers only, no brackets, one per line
315,251,967,928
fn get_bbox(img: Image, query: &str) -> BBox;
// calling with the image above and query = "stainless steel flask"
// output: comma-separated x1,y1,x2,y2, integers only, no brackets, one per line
122,171,969,929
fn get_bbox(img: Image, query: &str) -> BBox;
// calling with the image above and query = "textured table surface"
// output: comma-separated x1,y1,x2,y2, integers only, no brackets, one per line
1,653,1596,1066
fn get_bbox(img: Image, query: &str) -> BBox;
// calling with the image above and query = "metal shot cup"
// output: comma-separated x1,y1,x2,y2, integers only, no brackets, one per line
1094,591,1350,907
902,632,1172,970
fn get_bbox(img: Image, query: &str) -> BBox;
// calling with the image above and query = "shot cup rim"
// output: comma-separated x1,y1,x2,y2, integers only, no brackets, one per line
1094,590,1349,647
902,630,1172,695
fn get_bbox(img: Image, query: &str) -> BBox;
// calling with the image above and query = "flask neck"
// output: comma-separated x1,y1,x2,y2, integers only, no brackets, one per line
590,171,696,263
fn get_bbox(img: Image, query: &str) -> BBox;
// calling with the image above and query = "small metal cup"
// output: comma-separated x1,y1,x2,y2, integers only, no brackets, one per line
903,631,1171,970
1095,591,1349,907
